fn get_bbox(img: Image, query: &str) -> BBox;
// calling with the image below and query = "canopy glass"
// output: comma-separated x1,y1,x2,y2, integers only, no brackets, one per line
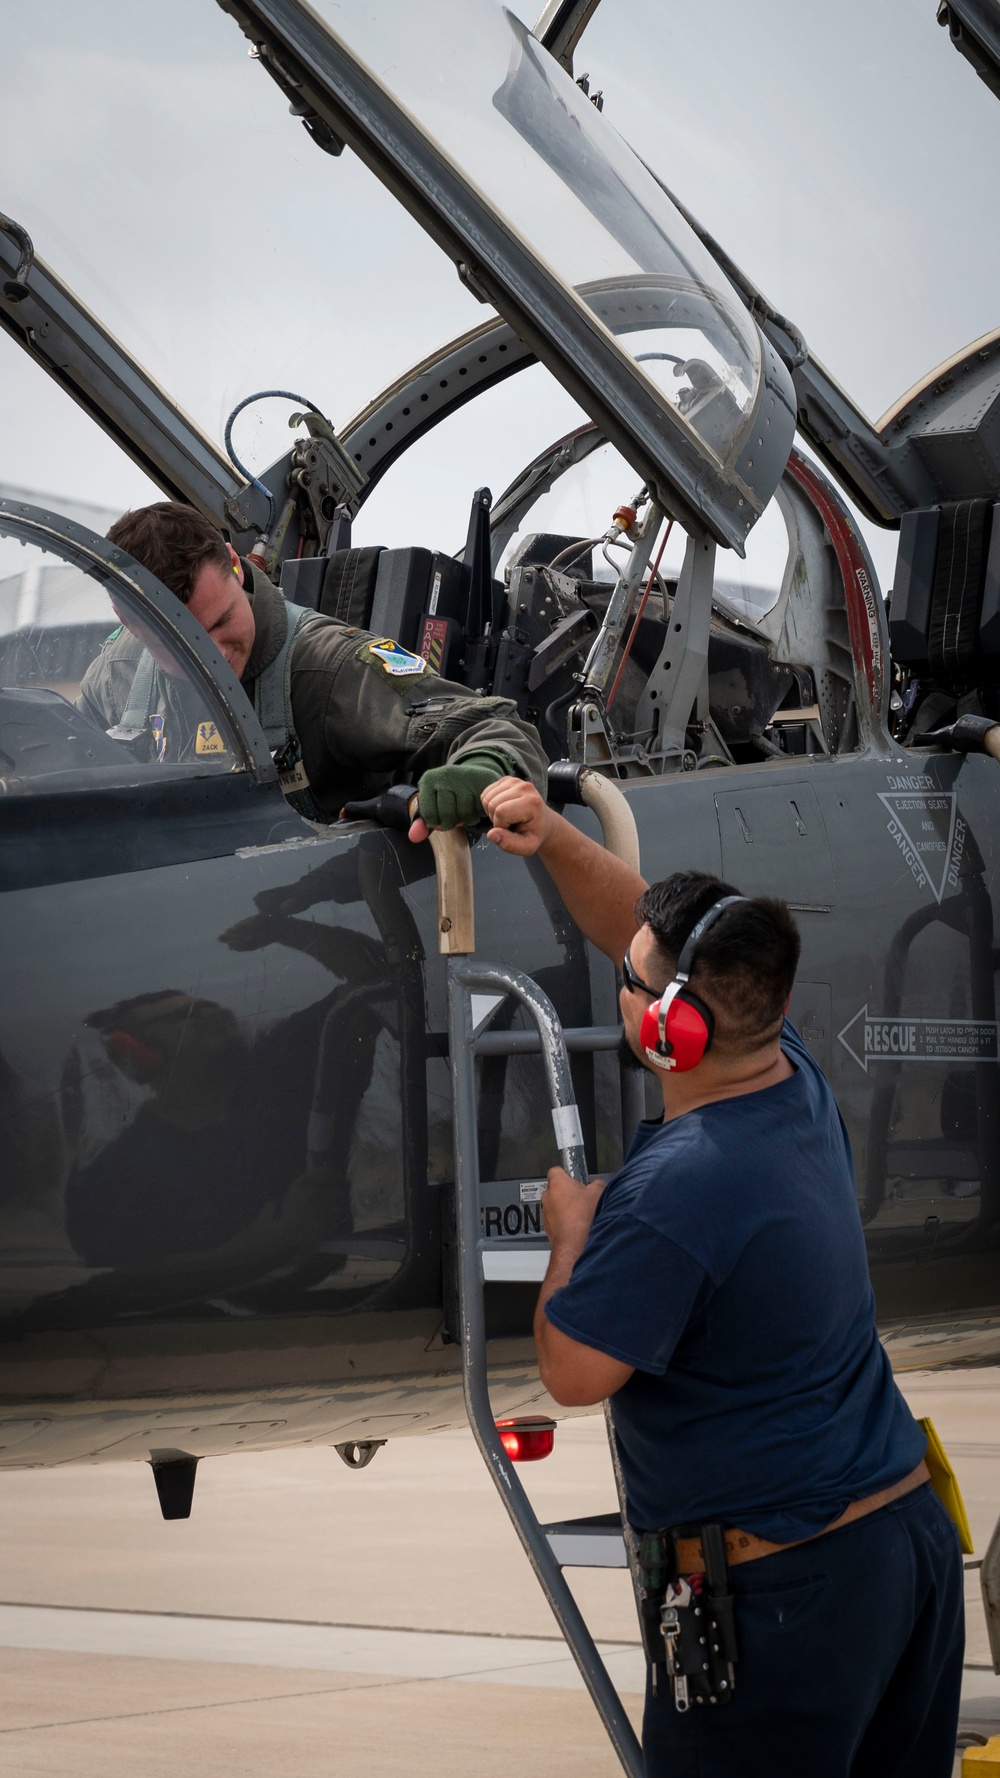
310,0,762,472
576,0,1000,424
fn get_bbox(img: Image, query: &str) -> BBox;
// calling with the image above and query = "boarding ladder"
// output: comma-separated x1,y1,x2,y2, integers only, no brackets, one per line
425,776,646,1778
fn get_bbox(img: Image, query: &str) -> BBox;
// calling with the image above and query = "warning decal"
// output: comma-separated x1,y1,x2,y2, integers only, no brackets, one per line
878,790,958,902
419,615,449,675
838,1003,1000,1074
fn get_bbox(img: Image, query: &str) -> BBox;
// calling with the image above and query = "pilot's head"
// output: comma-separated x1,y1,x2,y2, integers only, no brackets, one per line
107,502,256,679
619,873,800,1082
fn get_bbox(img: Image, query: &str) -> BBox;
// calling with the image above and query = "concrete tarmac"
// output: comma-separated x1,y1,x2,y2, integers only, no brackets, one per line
0,1371,995,1774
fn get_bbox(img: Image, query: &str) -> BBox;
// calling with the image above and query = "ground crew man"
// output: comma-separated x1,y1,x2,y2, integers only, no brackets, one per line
481,775,964,1778
78,502,548,832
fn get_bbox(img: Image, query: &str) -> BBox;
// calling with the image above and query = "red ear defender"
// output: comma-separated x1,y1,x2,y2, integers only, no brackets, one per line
640,988,715,1072
635,893,747,1072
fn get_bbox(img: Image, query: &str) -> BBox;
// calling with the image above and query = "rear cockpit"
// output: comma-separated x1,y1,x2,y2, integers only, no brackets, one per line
269,418,876,779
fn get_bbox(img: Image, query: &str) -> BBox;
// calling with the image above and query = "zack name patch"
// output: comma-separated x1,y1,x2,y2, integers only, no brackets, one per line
362,637,429,680
195,720,227,756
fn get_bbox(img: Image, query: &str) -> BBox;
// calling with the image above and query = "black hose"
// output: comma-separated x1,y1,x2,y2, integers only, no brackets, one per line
224,389,329,533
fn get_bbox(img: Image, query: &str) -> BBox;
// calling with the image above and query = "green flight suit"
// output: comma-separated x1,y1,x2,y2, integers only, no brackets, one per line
77,562,549,819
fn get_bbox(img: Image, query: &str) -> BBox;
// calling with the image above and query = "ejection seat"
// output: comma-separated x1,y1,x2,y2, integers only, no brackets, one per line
890,496,1000,738
279,544,386,629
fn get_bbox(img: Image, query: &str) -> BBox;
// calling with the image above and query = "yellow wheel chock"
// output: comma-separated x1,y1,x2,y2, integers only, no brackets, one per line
964,1738,1000,1770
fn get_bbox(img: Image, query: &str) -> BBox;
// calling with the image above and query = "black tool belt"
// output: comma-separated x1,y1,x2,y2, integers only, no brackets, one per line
637,1523,739,1712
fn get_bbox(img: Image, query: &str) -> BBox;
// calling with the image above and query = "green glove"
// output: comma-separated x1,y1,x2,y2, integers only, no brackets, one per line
417,751,514,831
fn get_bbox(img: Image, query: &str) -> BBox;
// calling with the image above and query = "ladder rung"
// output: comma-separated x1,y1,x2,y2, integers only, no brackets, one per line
475,1024,621,1056
481,1245,548,1282
543,1513,628,1569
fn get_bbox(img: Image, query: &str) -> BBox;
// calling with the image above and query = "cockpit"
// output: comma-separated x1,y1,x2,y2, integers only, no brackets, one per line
1,0,999,794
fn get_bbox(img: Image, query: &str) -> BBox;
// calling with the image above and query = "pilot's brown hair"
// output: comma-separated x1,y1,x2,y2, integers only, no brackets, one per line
107,502,231,604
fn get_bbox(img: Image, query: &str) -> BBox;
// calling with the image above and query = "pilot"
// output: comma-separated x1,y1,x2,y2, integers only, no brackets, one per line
480,775,963,1778
78,502,548,834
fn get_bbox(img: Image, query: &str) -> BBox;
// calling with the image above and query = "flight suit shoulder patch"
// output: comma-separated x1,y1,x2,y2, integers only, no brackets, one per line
357,635,430,686
104,625,123,645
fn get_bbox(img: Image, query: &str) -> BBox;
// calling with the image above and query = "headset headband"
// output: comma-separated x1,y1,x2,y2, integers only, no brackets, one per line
673,894,748,983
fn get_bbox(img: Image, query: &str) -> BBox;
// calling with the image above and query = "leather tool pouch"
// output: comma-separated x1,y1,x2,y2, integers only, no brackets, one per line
637,1523,739,1712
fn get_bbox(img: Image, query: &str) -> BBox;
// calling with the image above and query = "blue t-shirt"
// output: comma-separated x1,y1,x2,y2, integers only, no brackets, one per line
545,1023,924,1539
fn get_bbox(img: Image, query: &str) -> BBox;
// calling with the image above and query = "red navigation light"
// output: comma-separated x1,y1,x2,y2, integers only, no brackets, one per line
496,1417,556,1461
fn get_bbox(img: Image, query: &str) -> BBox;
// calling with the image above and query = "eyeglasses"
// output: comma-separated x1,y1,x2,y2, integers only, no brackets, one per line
621,946,662,998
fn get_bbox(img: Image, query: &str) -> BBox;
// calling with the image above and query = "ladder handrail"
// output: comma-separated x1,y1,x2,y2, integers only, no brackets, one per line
424,807,645,1773
447,954,644,1777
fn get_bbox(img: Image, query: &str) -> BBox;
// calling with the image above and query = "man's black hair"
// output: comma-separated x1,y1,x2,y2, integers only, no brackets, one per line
635,871,801,1056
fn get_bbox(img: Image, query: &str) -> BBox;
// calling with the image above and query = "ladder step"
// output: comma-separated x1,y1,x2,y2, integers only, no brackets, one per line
481,1245,548,1282
475,1024,621,1056
543,1513,628,1569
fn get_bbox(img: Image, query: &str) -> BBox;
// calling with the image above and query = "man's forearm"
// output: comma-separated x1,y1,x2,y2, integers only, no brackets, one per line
537,814,647,967
535,1246,577,1322
481,778,646,964
533,1258,572,1394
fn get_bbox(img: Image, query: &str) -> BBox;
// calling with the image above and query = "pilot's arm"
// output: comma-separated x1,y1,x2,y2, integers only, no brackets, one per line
298,625,549,831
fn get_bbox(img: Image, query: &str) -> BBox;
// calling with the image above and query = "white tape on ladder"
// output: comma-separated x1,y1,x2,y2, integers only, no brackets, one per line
551,1103,584,1153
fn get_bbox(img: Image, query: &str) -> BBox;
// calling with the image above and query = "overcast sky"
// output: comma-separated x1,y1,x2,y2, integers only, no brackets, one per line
2,0,999,592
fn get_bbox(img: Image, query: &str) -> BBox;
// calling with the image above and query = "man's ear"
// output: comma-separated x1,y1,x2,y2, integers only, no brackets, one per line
226,543,243,584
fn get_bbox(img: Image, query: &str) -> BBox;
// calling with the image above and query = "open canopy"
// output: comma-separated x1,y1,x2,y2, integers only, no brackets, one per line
217,0,796,549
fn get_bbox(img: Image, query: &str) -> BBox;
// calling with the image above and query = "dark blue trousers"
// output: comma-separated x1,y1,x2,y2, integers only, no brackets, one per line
642,1484,964,1778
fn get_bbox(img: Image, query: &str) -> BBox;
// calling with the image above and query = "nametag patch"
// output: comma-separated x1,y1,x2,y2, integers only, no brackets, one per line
363,637,429,679
195,720,227,756
278,758,310,796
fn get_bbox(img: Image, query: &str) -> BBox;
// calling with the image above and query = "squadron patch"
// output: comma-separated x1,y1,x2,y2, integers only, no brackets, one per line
361,637,429,680
195,720,227,756
148,713,166,762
